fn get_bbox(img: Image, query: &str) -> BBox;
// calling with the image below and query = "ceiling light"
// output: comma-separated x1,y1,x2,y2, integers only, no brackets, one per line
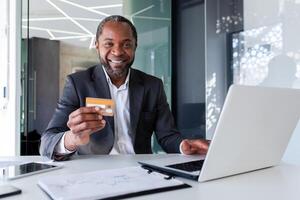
47,0,93,35
88,4,122,9
79,37,89,41
22,25,86,35
23,17,101,22
58,0,109,17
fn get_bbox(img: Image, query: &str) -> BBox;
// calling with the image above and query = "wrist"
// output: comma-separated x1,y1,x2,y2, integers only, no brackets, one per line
179,140,185,155
64,131,78,151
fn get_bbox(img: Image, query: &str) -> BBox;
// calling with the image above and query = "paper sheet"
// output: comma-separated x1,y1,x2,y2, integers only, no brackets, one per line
38,166,186,200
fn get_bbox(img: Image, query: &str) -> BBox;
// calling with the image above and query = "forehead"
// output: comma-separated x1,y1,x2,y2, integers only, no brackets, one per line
100,21,134,40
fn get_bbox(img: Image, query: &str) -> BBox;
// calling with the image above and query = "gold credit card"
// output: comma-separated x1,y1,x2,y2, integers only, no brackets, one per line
86,97,115,116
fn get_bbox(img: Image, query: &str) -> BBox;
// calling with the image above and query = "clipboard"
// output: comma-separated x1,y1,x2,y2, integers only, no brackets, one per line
38,166,191,200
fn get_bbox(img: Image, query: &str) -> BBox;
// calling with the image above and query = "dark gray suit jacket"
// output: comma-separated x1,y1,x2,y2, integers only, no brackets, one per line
40,65,183,159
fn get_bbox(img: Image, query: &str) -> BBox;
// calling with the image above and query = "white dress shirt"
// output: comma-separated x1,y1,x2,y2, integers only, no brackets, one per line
104,68,135,154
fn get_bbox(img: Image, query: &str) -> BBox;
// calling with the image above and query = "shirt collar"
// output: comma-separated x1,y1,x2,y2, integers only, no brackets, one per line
102,66,130,88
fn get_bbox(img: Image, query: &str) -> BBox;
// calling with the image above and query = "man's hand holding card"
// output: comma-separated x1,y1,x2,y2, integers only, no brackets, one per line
64,98,115,151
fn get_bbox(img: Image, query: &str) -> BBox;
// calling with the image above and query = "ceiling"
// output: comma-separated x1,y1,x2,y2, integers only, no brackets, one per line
22,0,123,48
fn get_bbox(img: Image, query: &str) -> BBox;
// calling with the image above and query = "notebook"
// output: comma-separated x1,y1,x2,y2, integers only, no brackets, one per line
139,85,300,182
38,166,190,200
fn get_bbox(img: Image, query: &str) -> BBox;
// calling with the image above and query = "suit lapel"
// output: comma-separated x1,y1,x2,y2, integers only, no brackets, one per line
91,65,114,131
92,65,111,98
129,69,144,135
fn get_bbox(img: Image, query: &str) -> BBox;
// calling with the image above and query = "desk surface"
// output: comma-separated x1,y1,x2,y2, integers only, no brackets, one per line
1,154,300,200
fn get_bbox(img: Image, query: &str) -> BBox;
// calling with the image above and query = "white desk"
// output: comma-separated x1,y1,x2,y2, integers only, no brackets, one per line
1,154,300,200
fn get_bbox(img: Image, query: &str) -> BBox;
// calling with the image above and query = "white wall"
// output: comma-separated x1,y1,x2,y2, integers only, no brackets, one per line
0,0,21,156
243,0,300,164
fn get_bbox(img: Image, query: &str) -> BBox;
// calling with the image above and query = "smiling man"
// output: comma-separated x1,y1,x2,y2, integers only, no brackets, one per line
40,15,209,160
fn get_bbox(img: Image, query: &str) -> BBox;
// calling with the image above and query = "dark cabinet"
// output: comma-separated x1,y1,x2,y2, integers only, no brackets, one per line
21,37,60,155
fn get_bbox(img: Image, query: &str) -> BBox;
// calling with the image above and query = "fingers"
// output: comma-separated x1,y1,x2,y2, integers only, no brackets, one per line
68,107,103,125
181,140,194,154
70,113,103,125
181,140,201,154
88,121,106,133
70,120,106,134
64,119,106,150
181,139,210,155
191,140,209,154
64,107,107,149
69,106,103,118
67,107,106,135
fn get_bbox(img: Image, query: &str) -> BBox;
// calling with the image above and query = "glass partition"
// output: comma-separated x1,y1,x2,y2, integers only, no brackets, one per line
21,0,171,154
233,0,300,89
123,0,171,153
231,0,300,163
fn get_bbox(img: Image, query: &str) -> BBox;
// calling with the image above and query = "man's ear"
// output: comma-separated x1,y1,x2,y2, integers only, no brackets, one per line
95,41,100,54
135,41,138,50
95,40,99,49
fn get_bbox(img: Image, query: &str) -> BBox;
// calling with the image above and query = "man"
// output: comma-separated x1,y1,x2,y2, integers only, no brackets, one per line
40,15,209,160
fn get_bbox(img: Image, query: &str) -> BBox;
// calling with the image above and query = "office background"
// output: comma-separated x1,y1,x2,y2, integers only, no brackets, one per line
0,0,299,162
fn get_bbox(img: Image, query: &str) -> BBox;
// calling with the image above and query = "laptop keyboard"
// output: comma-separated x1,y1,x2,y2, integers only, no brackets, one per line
166,160,204,172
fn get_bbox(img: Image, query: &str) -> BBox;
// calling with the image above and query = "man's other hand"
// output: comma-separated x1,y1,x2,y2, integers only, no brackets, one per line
180,139,210,155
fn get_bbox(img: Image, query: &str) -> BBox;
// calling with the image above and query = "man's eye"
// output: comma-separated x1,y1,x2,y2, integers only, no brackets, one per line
104,43,113,47
124,43,133,48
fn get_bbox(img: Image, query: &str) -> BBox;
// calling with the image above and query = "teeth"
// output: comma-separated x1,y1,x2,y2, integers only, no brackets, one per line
110,60,123,64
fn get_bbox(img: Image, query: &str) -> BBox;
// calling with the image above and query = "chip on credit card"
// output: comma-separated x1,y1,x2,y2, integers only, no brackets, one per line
86,97,115,116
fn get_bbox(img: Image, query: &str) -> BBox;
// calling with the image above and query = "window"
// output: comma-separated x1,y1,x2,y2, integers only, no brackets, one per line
0,0,21,156
0,0,8,110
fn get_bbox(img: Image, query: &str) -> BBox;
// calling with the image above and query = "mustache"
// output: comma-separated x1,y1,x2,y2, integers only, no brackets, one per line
99,56,135,79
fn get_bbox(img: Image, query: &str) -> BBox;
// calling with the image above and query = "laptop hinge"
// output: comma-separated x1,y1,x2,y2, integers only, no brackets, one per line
140,164,199,181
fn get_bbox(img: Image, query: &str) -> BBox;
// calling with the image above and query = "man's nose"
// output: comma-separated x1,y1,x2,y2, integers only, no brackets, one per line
111,45,124,56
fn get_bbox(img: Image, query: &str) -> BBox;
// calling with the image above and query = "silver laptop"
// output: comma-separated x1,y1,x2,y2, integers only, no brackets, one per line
139,85,300,182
